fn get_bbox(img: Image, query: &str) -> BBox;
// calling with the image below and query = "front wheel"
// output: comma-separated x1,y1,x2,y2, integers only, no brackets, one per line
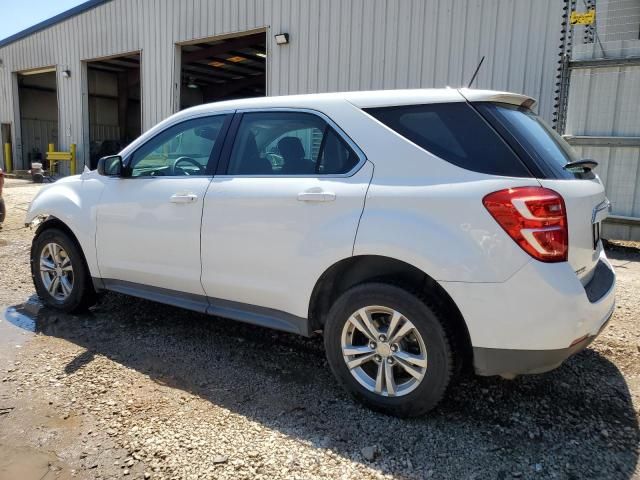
324,283,454,417
31,228,96,312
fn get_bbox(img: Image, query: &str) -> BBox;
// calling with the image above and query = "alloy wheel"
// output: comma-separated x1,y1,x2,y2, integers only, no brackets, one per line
39,242,74,301
341,306,428,397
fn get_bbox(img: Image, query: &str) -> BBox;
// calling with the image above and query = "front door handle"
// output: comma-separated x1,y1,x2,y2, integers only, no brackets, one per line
297,191,336,202
170,193,198,204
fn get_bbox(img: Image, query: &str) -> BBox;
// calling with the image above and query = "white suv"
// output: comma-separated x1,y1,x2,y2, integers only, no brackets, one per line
26,89,615,417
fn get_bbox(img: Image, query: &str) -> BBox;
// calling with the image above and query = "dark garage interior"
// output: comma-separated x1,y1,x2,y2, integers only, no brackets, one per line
17,69,59,170
180,32,266,109
86,53,141,169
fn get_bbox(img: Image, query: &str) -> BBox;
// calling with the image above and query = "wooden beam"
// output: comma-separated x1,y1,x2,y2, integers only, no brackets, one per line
103,58,140,69
198,56,264,74
182,34,265,63
228,50,266,63
16,85,57,94
88,62,125,73
181,65,241,81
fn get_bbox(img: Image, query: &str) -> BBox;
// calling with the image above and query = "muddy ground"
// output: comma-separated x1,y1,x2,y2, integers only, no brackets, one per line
0,179,638,480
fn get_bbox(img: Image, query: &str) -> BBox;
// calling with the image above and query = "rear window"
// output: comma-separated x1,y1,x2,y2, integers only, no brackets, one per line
365,102,532,177
474,102,591,180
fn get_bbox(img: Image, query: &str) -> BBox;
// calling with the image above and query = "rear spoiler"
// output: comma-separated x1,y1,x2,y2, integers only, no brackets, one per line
458,88,536,109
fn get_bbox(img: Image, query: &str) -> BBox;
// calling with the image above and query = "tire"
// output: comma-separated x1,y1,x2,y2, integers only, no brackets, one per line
324,283,454,417
31,227,97,313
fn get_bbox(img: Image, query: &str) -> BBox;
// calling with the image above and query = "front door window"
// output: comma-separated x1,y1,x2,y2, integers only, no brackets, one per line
129,115,228,177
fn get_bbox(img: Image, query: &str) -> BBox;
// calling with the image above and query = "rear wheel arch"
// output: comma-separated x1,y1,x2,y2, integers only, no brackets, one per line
309,255,473,371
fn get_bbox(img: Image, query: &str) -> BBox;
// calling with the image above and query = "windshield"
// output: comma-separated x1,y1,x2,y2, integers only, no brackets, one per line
475,102,591,180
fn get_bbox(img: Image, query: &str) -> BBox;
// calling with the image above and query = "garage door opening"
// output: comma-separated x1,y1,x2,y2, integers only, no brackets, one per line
86,53,141,169
17,68,59,170
179,32,266,109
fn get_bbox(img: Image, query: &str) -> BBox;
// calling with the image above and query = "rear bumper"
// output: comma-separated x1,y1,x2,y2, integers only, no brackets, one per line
473,311,612,376
440,249,616,376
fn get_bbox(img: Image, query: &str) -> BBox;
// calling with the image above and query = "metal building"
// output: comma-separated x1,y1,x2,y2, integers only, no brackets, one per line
2,0,637,239
0,0,640,240
0,0,564,171
563,0,640,241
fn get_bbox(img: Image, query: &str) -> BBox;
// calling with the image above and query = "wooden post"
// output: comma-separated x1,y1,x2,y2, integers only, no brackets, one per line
3,143,11,173
70,143,76,175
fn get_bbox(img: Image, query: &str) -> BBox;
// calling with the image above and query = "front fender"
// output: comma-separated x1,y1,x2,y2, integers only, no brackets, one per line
26,174,105,278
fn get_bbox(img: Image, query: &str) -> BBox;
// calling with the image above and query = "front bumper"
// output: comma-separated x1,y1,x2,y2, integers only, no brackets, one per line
440,249,616,377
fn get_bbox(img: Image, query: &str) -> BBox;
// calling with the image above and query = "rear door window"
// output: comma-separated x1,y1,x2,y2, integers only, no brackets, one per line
365,103,532,177
225,111,360,176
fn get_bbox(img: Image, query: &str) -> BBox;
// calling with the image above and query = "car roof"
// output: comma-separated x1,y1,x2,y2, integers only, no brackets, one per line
120,87,536,160
175,88,536,119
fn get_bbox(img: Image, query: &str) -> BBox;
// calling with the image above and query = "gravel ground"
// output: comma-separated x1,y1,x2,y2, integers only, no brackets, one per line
0,179,638,480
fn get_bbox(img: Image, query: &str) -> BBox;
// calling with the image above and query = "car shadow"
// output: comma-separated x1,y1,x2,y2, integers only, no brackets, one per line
5,294,639,479
604,240,640,262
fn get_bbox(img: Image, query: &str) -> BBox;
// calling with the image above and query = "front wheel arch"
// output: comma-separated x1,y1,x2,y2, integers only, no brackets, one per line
32,217,99,293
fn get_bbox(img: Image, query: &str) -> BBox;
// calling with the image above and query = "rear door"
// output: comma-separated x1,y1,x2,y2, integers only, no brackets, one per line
200,109,372,318
475,102,608,284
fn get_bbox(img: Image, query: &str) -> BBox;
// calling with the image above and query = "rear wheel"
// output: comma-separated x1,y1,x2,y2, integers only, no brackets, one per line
324,283,454,417
31,228,96,312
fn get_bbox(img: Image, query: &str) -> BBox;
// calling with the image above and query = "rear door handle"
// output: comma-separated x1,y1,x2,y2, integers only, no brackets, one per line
170,193,198,204
297,191,336,202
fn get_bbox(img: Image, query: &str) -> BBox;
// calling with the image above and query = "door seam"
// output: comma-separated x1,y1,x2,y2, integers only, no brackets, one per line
352,160,375,256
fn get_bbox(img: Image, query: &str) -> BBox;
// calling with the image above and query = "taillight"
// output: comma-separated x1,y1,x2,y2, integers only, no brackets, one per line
483,187,568,262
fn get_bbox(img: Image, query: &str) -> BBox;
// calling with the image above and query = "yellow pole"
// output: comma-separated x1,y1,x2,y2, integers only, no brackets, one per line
70,143,76,175
3,143,11,173
48,143,55,174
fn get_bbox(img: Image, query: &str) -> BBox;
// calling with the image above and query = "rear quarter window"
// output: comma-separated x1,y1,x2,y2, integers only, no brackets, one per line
474,102,593,180
365,102,532,177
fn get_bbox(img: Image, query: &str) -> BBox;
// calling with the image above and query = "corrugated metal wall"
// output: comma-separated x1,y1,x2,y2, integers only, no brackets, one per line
0,0,564,170
565,65,640,240
566,67,640,137
565,0,640,241
571,144,640,239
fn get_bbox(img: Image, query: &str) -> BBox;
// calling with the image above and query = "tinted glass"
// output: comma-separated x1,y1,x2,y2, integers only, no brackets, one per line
227,111,359,175
130,115,227,177
318,128,360,174
365,103,531,177
475,102,589,179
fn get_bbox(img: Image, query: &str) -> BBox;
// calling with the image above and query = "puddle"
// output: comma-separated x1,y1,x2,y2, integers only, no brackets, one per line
2,300,91,343
3,305,38,332
0,444,71,480
0,301,48,353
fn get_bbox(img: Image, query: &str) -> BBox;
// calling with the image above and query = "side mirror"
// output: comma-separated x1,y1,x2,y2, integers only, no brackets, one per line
97,155,123,177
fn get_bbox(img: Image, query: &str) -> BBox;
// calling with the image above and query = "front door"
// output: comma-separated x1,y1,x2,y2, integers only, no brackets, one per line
96,113,230,296
201,110,373,318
